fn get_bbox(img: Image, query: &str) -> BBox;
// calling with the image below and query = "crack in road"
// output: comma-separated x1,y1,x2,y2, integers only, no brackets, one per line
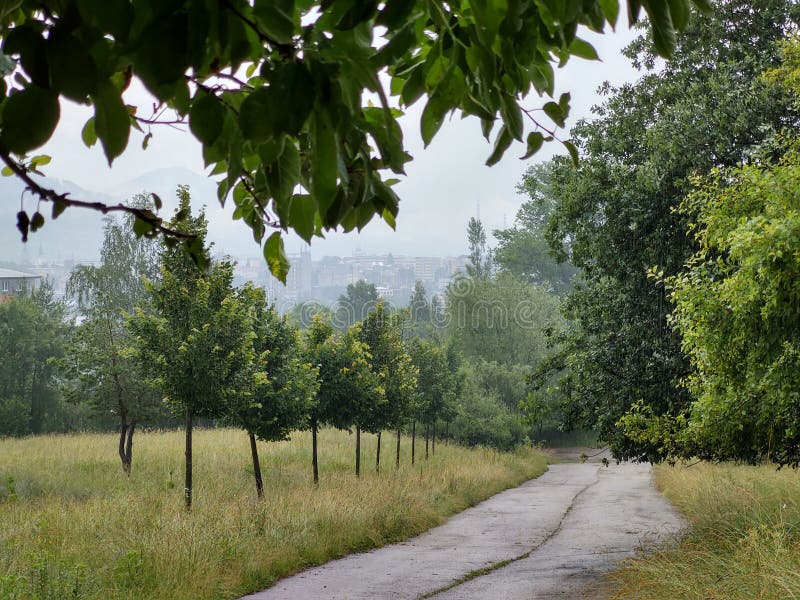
418,469,601,599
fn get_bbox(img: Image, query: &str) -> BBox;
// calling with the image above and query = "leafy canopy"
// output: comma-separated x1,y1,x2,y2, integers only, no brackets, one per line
0,0,709,279
531,0,799,461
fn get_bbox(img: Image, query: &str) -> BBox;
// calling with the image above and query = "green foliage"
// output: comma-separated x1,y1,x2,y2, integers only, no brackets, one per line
654,135,800,466
448,371,526,452
446,272,561,367
0,283,71,436
61,199,166,435
493,163,578,295
465,218,492,280
288,300,333,329
126,187,252,423
358,302,417,433
0,0,709,277
230,284,317,443
305,316,380,432
536,0,800,461
408,338,456,428
335,279,378,327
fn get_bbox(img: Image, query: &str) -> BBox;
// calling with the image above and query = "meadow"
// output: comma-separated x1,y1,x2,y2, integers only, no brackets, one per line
609,462,800,599
0,428,548,600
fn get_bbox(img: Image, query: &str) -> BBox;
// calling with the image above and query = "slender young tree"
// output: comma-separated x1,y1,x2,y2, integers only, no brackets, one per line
409,339,454,461
63,197,162,475
358,302,417,472
230,284,317,497
305,317,379,481
127,187,252,509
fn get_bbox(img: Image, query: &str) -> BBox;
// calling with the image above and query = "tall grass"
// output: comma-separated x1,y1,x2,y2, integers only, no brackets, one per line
608,462,800,599
0,428,547,600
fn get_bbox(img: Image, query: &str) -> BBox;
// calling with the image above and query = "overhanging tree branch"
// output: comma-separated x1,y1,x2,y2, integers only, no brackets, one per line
0,145,196,243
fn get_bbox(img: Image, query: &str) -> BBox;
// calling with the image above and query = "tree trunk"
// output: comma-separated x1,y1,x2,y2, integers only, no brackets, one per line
445,421,449,443
185,408,193,511
411,420,416,465
123,421,135,475
425,424,429,460
355,426,361,478
312,421,319,485
249,431,264,498
376,431,381,473
432,421,436,456
118,419,130,475
395,429,401,469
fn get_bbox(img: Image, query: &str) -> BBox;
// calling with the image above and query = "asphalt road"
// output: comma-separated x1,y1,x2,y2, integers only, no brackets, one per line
241,452,684,600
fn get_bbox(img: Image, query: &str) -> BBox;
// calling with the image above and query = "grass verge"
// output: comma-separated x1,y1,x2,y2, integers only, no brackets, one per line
607,462,800,599
0,428,547,600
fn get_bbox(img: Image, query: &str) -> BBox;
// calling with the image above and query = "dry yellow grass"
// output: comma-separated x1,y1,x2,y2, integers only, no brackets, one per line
608,462,800,599
0,428,547,599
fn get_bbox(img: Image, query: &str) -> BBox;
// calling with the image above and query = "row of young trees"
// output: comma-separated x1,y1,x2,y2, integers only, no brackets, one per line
55,186,461,509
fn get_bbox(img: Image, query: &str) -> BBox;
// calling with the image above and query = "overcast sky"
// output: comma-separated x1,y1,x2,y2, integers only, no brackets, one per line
37,24,643,259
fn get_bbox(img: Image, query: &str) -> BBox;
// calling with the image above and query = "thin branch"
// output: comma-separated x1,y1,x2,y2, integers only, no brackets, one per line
0,146,195,241
215,71,256,90
134,116,187,126
521,107,559,138
219,0,295,59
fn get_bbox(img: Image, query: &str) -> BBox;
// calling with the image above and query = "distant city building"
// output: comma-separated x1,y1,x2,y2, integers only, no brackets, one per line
0,268,41,301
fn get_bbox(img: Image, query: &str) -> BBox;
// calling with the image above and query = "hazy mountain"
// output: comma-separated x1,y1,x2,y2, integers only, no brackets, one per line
0,176,108,263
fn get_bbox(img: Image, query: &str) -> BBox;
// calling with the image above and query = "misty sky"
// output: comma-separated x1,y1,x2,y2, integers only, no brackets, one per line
36,24,643,259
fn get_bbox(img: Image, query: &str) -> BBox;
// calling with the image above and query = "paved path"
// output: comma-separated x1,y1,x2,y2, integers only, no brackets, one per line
242,458,684,600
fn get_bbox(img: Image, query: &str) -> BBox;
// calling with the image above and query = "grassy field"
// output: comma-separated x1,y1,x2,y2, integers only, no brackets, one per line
609,462,800,599
0,428,548,600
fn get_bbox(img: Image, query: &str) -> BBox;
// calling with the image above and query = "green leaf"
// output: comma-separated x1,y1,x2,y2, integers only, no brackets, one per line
666,0,690,31
599,0,620,27
645,0,677,58
264,231,290,283
289,194,316,243
189,94,224,145
257,137,286,166
134,13,189,100
400,65,426,107
382,208,396,230
92,81,131,166
500,93,524,141
486,126,512,167
253,0,296,45
520,132,544,159
563,139,579,166
543,101,566,128
81,117,97,148
30,155,50,167
0,85,60,154
152,193,163,211
265,139,300,204
1,166,13,176
30,211,44,232
239,62,314,142
4,25,48,88
132,217,153,237
16,210,29,242
51,200,67,220
77,0,133,41
568,38,600,61
376,0,418,28
310,112,338,214
47,31,98,101
420,95,449,147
